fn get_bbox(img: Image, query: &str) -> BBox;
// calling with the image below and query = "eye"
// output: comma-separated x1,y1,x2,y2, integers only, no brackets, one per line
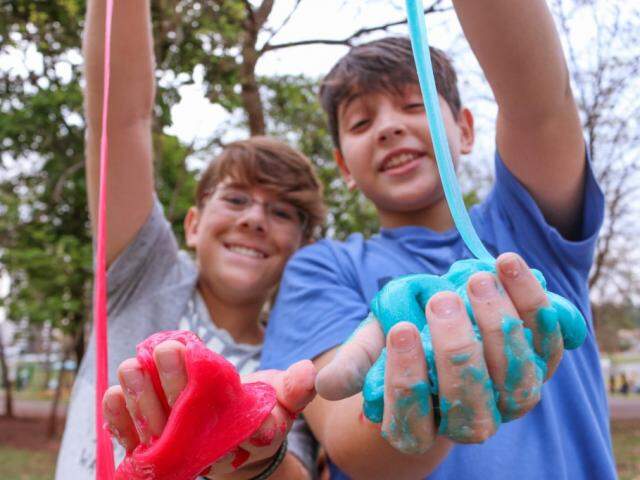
405,103,424,111
270,203,297,221
222,192,250,208
350,118,370,132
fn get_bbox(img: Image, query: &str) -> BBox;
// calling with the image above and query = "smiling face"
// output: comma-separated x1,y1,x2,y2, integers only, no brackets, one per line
335,84,475,228
184,180,305,305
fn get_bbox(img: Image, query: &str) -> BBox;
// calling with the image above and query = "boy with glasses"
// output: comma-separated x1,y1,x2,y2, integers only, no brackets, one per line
56,1,325,479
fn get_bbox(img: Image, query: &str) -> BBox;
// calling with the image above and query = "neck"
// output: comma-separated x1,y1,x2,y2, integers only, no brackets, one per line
196,280,265,345
378,195,455,232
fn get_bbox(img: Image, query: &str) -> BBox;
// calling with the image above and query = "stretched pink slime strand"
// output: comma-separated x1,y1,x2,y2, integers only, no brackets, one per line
94,0,116,477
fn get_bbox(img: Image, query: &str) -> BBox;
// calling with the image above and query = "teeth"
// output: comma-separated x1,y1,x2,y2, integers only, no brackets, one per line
384,153,419,170
228,245,266,259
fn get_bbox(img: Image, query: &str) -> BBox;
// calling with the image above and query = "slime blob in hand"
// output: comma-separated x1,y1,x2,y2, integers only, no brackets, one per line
114,331,276,480
361,259,587,425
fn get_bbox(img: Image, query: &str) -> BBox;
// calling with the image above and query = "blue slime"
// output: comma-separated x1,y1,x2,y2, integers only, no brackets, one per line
362,259,587,425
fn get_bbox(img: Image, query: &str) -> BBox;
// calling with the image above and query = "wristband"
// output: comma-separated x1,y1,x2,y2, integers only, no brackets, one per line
249,438,288,480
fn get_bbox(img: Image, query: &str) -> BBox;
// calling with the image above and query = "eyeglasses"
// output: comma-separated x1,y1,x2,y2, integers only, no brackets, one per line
204,188,309,232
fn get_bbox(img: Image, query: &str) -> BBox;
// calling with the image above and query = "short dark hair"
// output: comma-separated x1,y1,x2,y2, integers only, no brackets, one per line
320,36,462,148
196,136,326,240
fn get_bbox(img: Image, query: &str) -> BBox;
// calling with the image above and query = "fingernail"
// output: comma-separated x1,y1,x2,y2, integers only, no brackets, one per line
430,293,461,318
500,254,523,279
156,348,182,374
390,325,417,353
470,275,498,299
121,368,145,394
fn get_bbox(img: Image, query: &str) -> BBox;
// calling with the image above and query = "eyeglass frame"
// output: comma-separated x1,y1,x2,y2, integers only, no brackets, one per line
200,186,310,233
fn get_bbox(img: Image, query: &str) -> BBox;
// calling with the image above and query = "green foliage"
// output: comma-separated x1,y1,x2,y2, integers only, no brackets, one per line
154,133,198,240
0,0,455,366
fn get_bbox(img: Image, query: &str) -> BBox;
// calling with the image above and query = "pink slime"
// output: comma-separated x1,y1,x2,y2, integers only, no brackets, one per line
115,330,276,480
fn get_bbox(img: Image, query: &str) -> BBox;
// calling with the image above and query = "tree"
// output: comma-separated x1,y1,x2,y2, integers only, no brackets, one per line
0,324,14,418
0,1,449,354
551,0,640,309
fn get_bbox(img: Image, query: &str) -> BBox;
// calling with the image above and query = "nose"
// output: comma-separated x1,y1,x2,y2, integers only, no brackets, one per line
238,203,268,233
376,121,407,144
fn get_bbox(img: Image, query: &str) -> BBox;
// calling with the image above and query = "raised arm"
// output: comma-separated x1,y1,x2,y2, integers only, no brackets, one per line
83,0,155,265
453,0,585,237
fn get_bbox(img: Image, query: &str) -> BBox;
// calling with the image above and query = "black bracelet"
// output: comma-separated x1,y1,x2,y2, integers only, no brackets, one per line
248,438,288,480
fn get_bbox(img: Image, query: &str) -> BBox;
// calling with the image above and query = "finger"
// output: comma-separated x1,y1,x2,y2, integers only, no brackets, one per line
153,340,188,407
467,272,544,421
428,292,498,443
118,358,167,444
235,362,316,461
247,360,316,414
103,385,139,452
497,253,563,379
381,322,435,454
276,360,317,414
316,318,385,400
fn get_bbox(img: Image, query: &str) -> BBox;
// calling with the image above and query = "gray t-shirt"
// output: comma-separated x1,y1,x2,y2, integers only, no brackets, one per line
55,201,317,479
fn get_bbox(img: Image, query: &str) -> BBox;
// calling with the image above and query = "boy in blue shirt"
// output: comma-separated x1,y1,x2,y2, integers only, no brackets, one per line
261,1,616,479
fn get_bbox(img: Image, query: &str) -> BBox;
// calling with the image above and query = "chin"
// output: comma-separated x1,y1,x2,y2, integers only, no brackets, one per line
379,190,442,213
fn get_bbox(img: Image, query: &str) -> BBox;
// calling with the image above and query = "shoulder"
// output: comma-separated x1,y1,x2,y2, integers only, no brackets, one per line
285,233,370,276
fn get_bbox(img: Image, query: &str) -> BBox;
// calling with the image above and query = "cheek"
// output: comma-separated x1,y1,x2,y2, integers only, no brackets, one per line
273,236,302,265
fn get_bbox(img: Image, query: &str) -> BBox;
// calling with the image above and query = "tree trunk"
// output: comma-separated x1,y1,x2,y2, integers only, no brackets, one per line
239,0,275,136
47,348,69,439
73,316,86,373
0,327,14,418
42,326,54,389
240,43,266,136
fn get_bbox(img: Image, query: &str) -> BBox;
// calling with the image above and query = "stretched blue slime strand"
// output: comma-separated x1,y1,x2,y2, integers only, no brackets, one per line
406,0,493,262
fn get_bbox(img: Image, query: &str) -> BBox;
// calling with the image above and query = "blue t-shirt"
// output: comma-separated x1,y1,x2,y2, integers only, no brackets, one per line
261,152,616,480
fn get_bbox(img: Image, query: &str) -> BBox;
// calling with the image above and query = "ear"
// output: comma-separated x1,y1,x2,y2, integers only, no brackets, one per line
458,107,475,155
184,206,201,248
334,149,357,191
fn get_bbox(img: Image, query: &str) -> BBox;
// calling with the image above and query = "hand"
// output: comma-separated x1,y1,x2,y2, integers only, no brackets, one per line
316,253,564,453
103,341,316,477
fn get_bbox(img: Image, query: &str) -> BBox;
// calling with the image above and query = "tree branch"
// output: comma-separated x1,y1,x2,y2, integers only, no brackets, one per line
255,0,276,28
259,0,449,55
242,0,256,28
260,0,305,49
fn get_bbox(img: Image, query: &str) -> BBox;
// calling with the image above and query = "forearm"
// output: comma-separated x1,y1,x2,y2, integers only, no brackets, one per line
308,395,451,479
453,0,585,234
452,0,571,120
83,0,155,128
83,0,155,261
270,452,311,480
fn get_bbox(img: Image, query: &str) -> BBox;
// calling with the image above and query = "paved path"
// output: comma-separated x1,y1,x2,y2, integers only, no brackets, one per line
2,393,640,420
0,394,68,419
609,396,640,420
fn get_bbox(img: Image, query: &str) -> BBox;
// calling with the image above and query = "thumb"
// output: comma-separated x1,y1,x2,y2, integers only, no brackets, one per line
275,360,317,414
316,318,384,401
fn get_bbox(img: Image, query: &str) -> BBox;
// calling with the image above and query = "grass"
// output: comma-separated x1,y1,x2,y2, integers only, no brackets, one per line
612,419,640,480
0,418,637,479
0,447,57,480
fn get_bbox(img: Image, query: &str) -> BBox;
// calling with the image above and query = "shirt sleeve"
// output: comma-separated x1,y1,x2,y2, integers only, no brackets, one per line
479,149,604,286
106,198,181,316
260,241,369,371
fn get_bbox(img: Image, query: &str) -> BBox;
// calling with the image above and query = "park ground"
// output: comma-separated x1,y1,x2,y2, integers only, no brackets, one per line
0,395,639,480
